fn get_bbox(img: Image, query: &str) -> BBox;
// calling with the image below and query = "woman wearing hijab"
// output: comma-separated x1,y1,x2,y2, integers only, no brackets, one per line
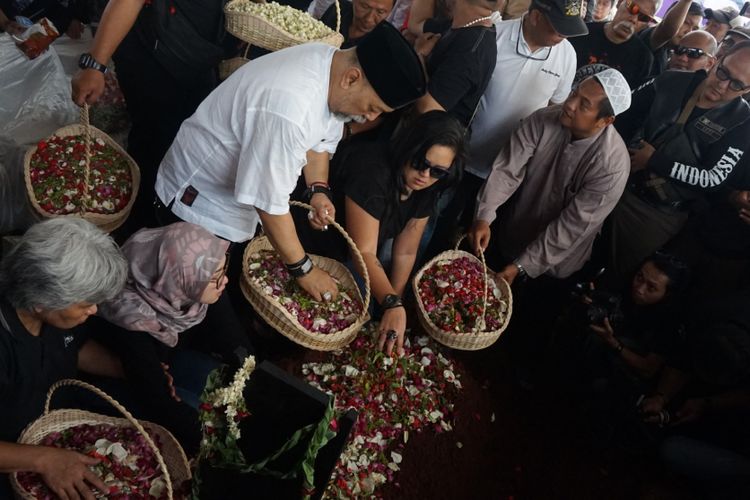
92,222,253,453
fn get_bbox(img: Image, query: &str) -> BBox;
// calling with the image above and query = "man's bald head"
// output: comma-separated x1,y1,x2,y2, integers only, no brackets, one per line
668,30,718,72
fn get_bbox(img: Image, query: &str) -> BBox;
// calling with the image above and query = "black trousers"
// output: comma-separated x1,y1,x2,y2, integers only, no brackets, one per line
112,32,217,230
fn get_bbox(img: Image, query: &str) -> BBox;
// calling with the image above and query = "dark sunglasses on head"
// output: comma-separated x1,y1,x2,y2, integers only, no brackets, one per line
716,63,750,92
670,46,710,59
625,0,654,23
411,157,451,179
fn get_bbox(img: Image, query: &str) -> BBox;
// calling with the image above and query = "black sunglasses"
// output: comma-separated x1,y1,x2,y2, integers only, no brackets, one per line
716,63,750,92
411,157,451,179
669,46,710,59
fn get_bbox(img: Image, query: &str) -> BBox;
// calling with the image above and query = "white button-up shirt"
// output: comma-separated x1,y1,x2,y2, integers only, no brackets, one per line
156,44,345,242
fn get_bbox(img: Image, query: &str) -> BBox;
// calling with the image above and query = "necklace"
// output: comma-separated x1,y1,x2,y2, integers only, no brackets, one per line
459,11,501,29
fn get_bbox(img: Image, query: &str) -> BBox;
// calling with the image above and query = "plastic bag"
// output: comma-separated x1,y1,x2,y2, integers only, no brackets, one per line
0,33,78,147
0,136,39,235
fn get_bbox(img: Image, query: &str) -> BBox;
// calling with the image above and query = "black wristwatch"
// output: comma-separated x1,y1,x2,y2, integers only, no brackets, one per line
381,294,403,310
286,255,314,278
78,53,108,74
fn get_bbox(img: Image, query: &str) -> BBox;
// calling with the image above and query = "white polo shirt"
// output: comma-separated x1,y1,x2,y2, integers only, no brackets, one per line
155,43,345,242
467,16,577,179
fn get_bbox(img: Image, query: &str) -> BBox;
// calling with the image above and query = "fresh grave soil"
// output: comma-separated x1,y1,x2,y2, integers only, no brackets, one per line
225,256,694,500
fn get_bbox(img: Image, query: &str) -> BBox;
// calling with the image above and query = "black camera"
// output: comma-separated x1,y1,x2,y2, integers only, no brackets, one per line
571,282,624,326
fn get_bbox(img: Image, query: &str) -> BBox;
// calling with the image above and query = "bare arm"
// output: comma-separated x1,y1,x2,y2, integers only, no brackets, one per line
650,0,692,50
345,196,407,356
390,217,429,296
0,442,107,499
257,208,338,301
302,150,336,229
77,339,124,379
72,0,146,104
345,197,396,303
407,0,437,37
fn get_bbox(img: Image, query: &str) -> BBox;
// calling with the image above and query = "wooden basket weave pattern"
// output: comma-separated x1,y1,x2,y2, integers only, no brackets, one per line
224,0,344,52
23,105,140,233
412,246,513,351
240,202,370,351
11,379,190,500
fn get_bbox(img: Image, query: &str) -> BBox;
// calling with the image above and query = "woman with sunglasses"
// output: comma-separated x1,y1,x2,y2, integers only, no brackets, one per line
91,222,254,453
299,111,465,356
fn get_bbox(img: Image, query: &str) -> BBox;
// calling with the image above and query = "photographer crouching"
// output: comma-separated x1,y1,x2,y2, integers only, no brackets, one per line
579,252,690,390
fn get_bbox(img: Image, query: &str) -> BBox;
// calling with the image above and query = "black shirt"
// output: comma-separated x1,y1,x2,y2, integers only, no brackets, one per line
337,142,435,243
0,299,80,442
638,25,671,77
425,25,497,127
569,22,654,87
320,0,357,48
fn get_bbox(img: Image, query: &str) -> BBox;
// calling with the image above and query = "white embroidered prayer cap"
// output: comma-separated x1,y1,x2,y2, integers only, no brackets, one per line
593,67,631,116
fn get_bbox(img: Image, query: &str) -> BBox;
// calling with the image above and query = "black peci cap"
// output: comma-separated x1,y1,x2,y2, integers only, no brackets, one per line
355,21,427,109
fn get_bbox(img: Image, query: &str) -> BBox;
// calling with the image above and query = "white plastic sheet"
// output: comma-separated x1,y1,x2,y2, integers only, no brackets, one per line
0,33,78,147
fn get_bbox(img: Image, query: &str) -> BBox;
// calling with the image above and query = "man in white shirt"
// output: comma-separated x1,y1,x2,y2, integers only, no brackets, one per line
155,22,426,302
425,0,584,256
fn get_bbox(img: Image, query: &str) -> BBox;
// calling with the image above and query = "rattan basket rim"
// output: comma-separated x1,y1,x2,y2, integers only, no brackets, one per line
22,109,140,231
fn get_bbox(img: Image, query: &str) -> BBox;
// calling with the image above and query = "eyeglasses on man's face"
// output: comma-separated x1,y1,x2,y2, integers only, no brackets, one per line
715,63,750,92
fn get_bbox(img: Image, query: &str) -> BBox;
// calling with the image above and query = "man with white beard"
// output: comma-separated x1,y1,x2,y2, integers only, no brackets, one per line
570,0,656,86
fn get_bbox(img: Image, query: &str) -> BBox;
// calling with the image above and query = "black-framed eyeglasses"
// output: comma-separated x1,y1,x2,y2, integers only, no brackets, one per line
214,250,231,287
515,21,551,61
716,63,750,92
669,46,710,59
624,0,654,23
411,157,451,179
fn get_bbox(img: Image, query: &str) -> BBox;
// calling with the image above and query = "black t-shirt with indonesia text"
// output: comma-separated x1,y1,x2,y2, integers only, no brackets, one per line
426,25,497,127
569,22,654,87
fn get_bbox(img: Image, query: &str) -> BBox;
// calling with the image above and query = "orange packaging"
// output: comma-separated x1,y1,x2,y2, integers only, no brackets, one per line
14,18,60,59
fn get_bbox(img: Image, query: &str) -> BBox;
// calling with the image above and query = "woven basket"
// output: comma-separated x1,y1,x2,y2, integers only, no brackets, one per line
219,44,251,80
240,201,370,351
225,0,344,52
412,235,513,351
23,104,140,233
11,379,190,500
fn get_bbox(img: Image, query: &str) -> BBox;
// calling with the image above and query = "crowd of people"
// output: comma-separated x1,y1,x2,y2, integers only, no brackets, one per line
2,0,750,497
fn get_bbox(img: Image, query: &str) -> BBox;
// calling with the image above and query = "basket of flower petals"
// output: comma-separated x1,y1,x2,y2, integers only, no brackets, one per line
240,201,370,351
11,379,191,500
24,104,140,233
224,0,343,52
412,235,513,350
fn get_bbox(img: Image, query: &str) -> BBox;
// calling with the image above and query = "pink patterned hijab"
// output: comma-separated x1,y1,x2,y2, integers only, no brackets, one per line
98,222,230,346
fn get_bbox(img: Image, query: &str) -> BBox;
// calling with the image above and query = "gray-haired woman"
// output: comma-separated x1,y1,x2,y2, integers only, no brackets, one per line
0,218,128,500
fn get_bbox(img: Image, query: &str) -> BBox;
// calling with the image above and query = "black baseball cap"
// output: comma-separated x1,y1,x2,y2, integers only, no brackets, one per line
356,21,427,109
704,6,739,25
531,0,588,37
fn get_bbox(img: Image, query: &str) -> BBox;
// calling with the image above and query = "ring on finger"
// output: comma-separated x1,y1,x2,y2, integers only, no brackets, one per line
386,329,398,341
322,291,333,302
